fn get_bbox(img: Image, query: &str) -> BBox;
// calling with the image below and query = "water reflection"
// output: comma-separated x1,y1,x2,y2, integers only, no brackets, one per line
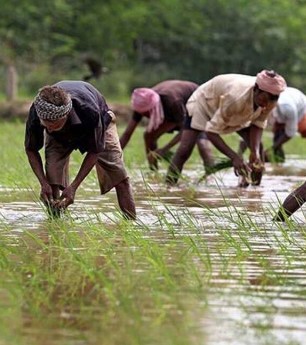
1,158,306,344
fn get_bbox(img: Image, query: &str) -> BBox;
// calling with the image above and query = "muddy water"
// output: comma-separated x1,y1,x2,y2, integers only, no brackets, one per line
1,158,306,345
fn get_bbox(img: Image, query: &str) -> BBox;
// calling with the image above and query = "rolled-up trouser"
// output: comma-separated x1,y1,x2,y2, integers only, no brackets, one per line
45,115,128,194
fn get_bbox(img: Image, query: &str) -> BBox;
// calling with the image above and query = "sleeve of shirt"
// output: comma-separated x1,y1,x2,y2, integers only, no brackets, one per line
86,126,105,153
280,104,298,137
24,104,44,151
79,105,105,153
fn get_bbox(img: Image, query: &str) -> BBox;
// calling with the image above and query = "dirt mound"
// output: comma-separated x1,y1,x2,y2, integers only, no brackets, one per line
0,101,32,120
109,103,133,123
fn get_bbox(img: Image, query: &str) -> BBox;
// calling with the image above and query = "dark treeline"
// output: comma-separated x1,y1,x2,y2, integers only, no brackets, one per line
1,0,306,101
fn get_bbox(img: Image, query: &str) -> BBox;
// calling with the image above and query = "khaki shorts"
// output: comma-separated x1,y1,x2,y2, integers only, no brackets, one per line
45,114,128,194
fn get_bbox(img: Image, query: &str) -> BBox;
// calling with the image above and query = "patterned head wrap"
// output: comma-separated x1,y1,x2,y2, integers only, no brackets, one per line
256,70,287,95
131,88,164,132
34,93,72,121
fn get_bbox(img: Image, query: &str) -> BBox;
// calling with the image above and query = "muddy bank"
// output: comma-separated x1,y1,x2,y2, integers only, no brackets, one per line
0,100,133,124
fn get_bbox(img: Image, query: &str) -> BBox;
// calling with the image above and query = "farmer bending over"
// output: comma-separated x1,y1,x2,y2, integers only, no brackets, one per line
166,70,287,187
25,81,136,219
239,86,306,163
120,80,214,171
265,86,306,162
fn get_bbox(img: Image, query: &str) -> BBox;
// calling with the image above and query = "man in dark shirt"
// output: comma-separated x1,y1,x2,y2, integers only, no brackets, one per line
120,80,214,170
25,81,136,219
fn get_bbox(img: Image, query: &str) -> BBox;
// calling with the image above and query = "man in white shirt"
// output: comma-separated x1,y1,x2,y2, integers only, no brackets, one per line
265,87,306,162
166,69,287,186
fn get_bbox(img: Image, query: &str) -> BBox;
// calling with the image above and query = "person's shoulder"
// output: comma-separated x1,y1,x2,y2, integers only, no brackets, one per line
175,80,199,89
28,103,38,119
55,80,85,88
153,80,198,96
278,87,306,107
57,81,105,108
282,86,306,98
57,80,99,92
56,80,99,93
29,102,36,112
207,74,255,94
26,103,41,129
159,79,198,86
212,73,255,83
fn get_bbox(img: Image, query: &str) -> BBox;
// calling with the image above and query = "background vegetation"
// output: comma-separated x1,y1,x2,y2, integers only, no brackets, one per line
1,0,306,103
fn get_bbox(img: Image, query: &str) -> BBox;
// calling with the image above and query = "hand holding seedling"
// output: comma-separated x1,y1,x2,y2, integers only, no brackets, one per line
147,149,174,167
152,148,166,159
147,150,159,170
249,152,265,172
232,155,251,177
40,182,54,205
56,185,76,209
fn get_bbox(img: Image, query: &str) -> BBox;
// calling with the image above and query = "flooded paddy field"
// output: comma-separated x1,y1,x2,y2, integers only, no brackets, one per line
1,122,306,345
1,149,306,345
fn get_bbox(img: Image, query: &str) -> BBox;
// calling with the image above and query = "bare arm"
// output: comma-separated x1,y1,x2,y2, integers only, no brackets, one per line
119,119,139,149
58,152,98,208
148,131,182,169
71,152,98,189
144,122,178,169
273,131,291,150
248,125,265,172
264,127,290,161
26,148,53,204
158,131,182,153
206,131,250,176
249,125,263,158
144,122,178,153
272,105,296,151
26,149,48,185
206,132,238,159
274,181,306,221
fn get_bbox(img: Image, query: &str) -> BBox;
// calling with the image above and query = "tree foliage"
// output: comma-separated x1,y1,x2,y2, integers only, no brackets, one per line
1,0,306,99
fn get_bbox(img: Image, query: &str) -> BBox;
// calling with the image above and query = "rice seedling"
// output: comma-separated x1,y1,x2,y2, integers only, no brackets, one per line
1,122,306,344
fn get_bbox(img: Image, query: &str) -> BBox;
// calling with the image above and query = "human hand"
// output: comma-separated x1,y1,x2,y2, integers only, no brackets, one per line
154,148,167,159
232,155,251,177
248,153,265,186
40,182,54,206
56,185,76,210
147,151,158,170
249,153,265,172
264,148,273,163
